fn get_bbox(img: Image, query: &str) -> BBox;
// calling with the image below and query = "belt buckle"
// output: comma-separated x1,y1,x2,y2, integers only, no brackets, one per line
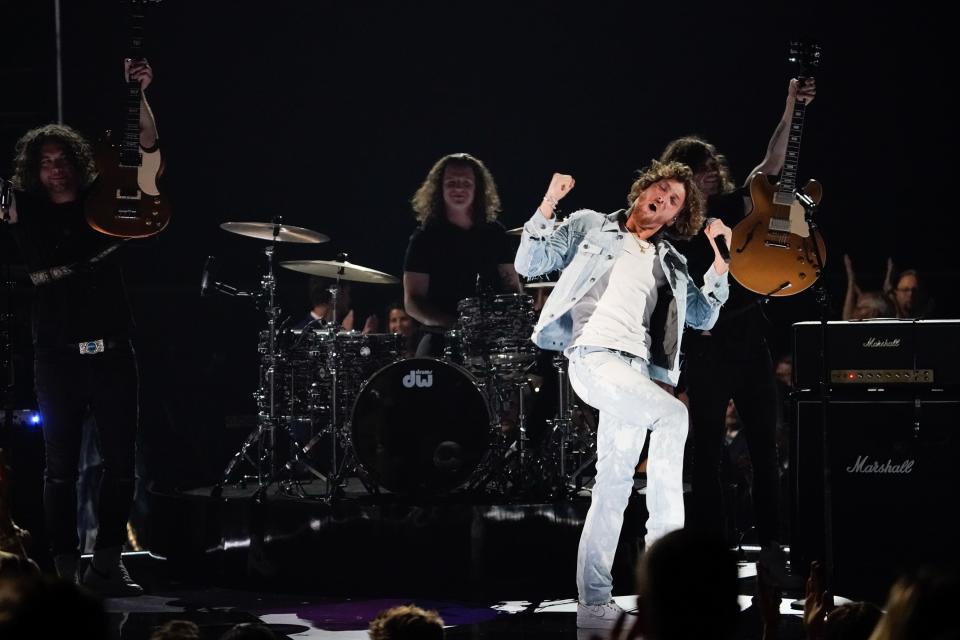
79,339,105,355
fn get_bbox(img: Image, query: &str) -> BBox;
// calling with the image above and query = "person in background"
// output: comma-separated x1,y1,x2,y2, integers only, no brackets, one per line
403,152,520,356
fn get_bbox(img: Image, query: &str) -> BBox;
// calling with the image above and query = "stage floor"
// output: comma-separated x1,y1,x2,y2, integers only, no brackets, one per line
101,553,817,639
147,478,663,600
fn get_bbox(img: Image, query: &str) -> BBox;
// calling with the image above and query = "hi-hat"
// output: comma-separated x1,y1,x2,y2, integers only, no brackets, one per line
220,222,330,244
280,260,399,284
524,281,556,289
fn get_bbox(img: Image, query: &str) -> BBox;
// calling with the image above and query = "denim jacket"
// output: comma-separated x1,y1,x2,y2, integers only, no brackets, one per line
514,208,729,385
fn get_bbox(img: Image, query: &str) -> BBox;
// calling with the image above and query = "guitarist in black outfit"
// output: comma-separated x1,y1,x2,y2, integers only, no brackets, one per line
1,59,157,596
659,77,815,586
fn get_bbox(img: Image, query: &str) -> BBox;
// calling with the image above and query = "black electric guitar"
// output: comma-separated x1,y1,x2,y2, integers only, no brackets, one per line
729,42,824,297
86,0,170,239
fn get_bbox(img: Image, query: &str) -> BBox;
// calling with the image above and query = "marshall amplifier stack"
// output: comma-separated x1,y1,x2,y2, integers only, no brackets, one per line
790,320,960,603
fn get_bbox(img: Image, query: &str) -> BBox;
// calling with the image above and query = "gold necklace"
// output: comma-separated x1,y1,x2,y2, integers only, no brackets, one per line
631,231,653,252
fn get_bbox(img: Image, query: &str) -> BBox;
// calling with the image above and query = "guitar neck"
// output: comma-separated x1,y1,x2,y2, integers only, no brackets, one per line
120,4,147,167
774,79,808,205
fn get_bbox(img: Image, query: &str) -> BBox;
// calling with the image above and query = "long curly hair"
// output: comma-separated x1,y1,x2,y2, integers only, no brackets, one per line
10,124,97,194
626,160,705,240
410,152,501,225
659,136,737,195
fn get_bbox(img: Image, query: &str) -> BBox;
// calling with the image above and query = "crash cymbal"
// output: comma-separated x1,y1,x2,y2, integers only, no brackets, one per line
220,222,330,244
279,260,399,284
507,226,523,236
524,281,556,289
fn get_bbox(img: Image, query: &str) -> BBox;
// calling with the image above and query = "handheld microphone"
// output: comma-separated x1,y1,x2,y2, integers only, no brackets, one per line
705,218,731,264
200,256,216,296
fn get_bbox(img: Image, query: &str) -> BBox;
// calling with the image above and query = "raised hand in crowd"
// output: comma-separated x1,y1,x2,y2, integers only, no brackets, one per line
804,561,834,640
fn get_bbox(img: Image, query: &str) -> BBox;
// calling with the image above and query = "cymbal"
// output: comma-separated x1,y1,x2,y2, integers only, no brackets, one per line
524,281,556,289
280,260,399,284
507,226,523,236
220,222,330,244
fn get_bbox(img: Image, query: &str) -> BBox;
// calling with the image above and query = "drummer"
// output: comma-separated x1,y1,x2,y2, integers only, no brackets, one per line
403,152,521,357
292,276,377,333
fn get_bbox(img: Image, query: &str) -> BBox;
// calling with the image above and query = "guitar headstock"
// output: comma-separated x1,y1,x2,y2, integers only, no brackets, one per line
788,41,822,78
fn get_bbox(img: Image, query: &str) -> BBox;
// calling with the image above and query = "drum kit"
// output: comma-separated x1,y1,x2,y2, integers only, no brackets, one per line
208,218,597,502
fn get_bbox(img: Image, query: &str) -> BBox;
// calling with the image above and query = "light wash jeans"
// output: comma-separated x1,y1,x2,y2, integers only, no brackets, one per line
568,346,688,604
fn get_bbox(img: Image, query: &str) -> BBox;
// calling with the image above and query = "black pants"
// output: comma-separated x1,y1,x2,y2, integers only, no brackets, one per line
34,344,138,556
684,332,781,546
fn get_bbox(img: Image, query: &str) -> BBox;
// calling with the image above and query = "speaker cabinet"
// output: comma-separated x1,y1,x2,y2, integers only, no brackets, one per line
791,397,960,603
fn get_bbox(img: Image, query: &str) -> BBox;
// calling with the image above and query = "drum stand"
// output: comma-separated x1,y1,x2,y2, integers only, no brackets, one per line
546,353,597,497
280,253,378,501
463,366,536,498
210,220,330,501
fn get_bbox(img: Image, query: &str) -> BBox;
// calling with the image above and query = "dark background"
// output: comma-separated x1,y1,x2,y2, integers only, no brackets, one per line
1,1,955,491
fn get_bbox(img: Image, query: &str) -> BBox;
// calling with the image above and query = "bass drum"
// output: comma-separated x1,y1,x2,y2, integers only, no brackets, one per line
350,358,491,495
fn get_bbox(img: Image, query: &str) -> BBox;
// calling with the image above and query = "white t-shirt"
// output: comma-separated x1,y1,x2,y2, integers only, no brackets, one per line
570,232,666,361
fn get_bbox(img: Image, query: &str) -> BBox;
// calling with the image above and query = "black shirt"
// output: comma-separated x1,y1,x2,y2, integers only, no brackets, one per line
10,189,133,347
676,186,766,341
403,218,516,317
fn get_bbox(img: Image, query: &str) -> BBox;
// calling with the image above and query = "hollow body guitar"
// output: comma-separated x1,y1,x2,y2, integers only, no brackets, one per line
730,41,824,297
729,173,824,297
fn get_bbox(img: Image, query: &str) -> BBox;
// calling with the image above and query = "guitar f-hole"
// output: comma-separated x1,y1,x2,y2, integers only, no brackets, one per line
736,222,758,253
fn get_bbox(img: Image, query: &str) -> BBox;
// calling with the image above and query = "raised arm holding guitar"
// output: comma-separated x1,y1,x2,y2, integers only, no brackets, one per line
127,57,159,150
749,77,817,183
657,49,819,599
84,52,169,237
1,59,159,230
730,43,823,297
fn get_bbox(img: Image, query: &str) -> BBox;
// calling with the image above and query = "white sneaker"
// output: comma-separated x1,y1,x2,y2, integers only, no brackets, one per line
576,600,629,630
81,560,144,597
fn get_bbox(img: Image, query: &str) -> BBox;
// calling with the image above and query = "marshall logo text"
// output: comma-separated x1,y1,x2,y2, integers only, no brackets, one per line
862,337,901,348
846,455,915,474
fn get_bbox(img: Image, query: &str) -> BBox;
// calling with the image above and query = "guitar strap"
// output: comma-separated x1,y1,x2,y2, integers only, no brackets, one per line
28,240,128,286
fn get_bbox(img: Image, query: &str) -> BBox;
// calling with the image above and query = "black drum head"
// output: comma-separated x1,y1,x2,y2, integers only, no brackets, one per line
350,358,490,495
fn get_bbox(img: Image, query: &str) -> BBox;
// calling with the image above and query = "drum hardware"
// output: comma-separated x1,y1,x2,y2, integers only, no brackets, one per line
491,368,540,495
461,376,529,497
504,352,597,500
545,353,598,496
323,255,346,498
208,218,335,500
446,294,544,496
551,352,572,482
275,253,403,499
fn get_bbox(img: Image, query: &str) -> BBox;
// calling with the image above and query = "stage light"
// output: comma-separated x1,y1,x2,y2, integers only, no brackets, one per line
29,413,42,426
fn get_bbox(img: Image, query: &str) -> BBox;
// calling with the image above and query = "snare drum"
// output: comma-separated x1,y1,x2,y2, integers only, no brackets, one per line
350,358,491,494
454,293,537,374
